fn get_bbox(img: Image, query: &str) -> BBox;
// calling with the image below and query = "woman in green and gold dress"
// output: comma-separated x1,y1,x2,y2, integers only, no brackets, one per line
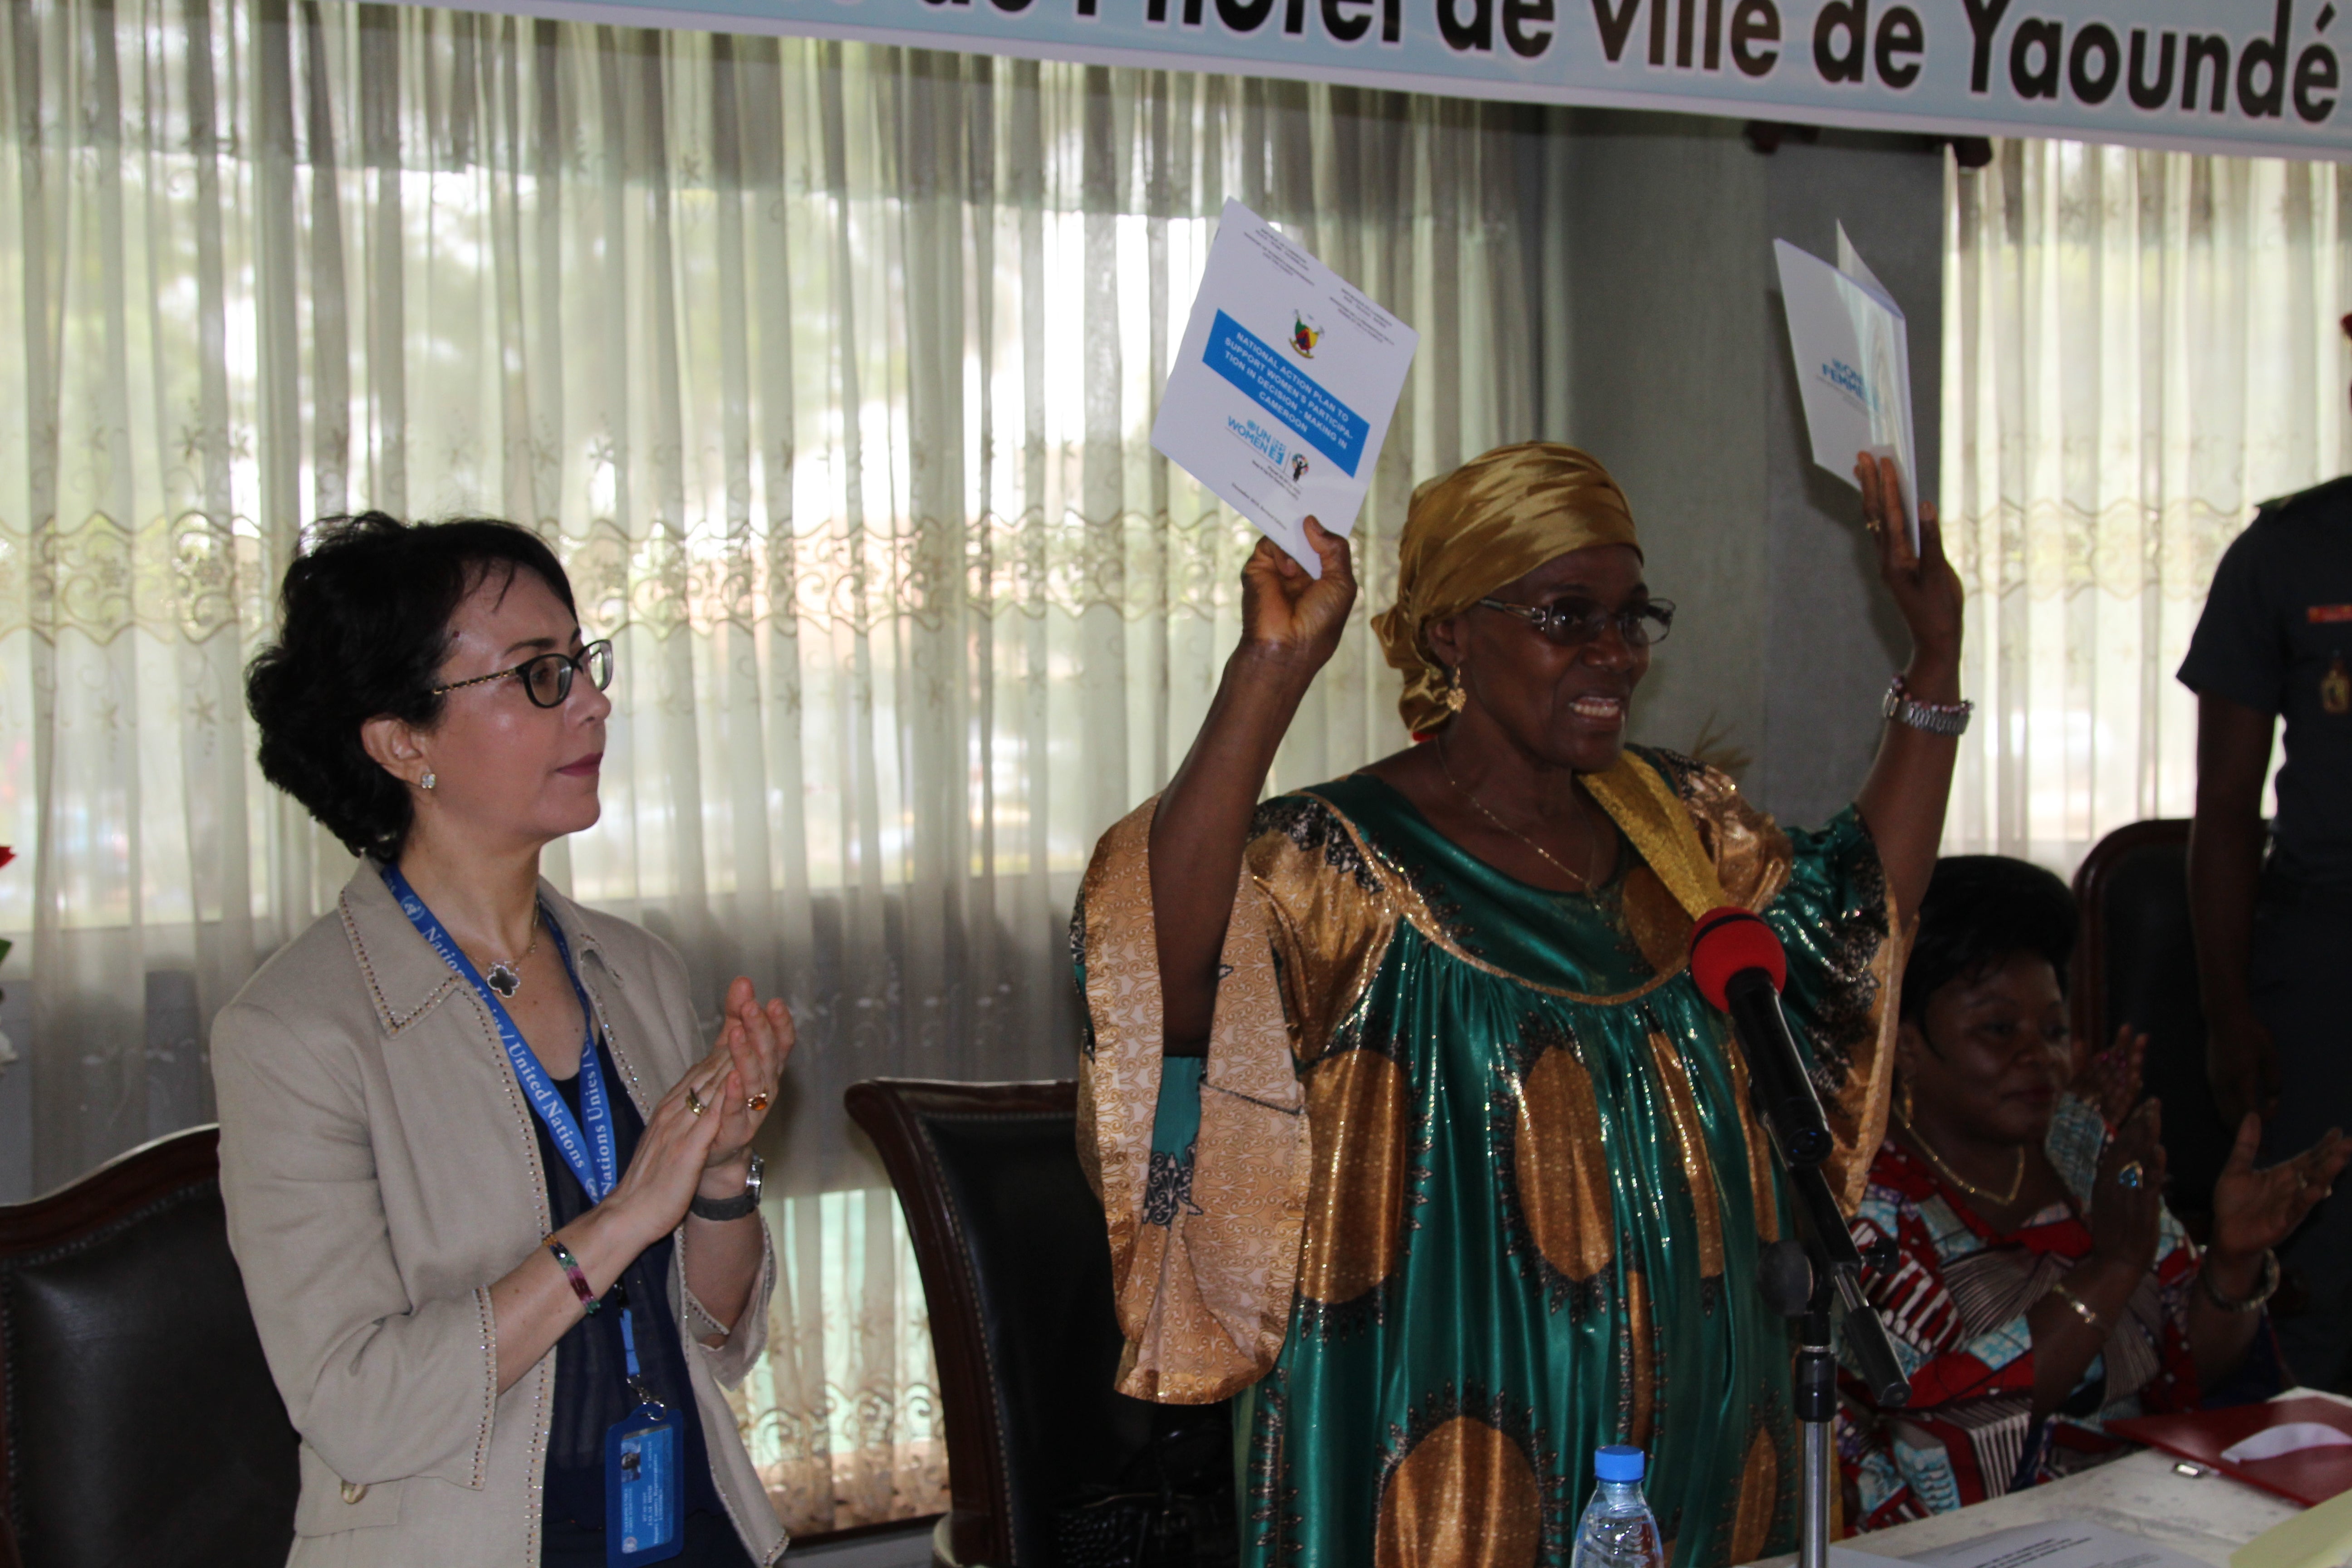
1074,442,1965,1568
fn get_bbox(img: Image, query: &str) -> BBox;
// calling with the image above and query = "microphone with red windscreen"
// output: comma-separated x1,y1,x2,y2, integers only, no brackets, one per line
1689,907,1833,1171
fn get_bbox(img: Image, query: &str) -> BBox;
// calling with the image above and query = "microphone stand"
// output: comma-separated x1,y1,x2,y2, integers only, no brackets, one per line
1755,1155,1910,1568
1687,917,1911,1568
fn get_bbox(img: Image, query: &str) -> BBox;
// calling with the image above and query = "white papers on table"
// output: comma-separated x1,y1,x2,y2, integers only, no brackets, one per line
1907,1520,2211,1568
1829,1547,1915,1568
1774,226,1919,555
1152,199,1418,577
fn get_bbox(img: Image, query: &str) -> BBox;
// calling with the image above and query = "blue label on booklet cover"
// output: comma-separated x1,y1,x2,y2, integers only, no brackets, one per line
1203,310,1370,475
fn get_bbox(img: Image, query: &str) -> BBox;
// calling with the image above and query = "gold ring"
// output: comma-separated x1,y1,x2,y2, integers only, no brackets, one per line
747,1091,771,1112
685,1086,707,1117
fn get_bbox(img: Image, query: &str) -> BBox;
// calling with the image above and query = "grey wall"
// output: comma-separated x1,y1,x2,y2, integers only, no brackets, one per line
1553,113,1772,806
1533,112,1945,829
1757,132,1945,829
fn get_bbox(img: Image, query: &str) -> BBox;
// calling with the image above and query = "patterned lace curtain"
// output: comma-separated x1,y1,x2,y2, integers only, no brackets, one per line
0,0,1557,1533
1941,138,2352,871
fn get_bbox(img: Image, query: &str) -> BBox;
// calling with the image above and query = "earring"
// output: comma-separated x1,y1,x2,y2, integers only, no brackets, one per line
1443,666,1468,715
420,770,436,792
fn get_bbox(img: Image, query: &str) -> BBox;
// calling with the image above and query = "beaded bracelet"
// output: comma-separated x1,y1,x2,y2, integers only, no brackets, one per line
2050,1280,2107,1334
544,1235,600,1315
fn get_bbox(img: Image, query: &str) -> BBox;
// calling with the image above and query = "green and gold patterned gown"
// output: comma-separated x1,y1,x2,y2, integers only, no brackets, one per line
1075,746,1899,1568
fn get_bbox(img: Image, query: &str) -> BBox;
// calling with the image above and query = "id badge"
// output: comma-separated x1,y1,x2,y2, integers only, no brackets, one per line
603,1402,684,1566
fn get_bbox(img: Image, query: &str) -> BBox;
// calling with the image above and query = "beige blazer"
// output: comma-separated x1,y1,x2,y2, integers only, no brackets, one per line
212,862,788,1567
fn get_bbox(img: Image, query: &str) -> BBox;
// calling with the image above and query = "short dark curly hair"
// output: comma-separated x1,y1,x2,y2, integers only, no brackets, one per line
1899,854,2078,1028
246,512,577,863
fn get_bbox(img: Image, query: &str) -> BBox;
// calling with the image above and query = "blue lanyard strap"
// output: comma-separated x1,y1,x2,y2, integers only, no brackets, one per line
381,865,658,1407
381,864,614,1198
619,1300,651,1402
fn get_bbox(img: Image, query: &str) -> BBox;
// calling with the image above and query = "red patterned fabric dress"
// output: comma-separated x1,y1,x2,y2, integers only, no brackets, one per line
1835,1097,2203,1529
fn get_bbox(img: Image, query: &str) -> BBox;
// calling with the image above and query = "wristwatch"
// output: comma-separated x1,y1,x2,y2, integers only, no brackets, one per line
689,1152,764,1222
1882,674,1973,736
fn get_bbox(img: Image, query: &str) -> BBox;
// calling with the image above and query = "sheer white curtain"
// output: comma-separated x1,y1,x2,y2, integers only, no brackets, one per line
1941,138,2352,871
0,0,1560,1531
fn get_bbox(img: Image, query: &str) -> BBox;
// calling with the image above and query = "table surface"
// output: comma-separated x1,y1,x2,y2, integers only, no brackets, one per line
1745,1390,2348,1568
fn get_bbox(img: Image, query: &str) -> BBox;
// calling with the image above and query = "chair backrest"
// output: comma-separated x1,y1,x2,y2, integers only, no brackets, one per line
846,1078,1202,1568
0,1126,299,1568
2071,818,2232,1220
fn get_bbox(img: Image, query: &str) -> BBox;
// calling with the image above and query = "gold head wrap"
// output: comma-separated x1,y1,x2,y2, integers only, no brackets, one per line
1371,441,1642,736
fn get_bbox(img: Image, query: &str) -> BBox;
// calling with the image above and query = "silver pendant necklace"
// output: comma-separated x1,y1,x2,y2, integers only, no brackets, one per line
477,914,540,1000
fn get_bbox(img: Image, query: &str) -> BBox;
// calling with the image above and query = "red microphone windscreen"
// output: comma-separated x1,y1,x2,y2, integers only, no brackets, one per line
1688,906,1787,1010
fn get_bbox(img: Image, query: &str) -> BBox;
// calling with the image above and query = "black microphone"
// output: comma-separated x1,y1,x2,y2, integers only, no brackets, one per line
1688,907,1833,1171
1692,908,1911,1407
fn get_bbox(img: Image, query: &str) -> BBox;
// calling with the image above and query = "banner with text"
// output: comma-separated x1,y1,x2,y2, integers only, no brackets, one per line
440,0,2349,160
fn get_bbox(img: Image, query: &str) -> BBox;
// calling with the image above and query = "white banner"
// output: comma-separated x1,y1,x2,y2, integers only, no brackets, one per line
410,0,2350,161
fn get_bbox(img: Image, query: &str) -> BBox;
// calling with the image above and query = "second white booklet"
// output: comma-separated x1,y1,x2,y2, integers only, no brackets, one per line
1153,200,1418,577
1774,230,1919,554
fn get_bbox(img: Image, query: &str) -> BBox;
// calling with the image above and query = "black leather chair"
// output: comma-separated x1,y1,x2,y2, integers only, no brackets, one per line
844,1079,1232,1568
0,1125,299,1568
2071,818,2233,1226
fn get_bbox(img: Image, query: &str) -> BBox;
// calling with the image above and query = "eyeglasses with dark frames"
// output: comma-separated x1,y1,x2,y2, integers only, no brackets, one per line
430,640,615,709
1476,597,1676,650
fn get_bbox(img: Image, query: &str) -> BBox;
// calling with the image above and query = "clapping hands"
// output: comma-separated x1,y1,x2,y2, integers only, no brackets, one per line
2088,1099,2168,1276
694,977,794,1176
604,977,794,1246
2071,1024,2147,1129
2210,1112,2352,1266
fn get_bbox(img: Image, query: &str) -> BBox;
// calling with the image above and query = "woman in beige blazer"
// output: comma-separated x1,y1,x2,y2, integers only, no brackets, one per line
216,513,793,1567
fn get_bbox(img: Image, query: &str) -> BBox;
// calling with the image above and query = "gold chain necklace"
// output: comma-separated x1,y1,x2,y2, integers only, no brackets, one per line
1896,1110,2024,1206
1436,735,1597,892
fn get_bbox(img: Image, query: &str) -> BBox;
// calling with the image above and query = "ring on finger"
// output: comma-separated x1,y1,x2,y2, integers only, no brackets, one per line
686,1085,708,1117
747,1090,771,1112
2117,1160,2144,1191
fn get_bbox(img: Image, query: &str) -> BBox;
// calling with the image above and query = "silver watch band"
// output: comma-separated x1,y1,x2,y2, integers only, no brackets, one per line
1882,679,1972,736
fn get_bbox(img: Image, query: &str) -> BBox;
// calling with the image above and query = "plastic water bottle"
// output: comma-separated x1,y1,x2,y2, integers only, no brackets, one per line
1570,1446,1665,1568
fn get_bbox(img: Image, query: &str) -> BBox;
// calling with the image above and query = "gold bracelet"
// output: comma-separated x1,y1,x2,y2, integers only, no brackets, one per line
2050,1280,2107,1334
2200,1250,2280,1313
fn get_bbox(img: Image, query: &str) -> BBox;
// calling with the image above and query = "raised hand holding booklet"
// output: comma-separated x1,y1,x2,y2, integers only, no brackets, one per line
1152,201,1417,578
1774,226,1919,554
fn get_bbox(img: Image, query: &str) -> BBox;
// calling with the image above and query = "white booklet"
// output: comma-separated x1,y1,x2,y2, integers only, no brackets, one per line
1774,225,1919,554
1152,200,1418,577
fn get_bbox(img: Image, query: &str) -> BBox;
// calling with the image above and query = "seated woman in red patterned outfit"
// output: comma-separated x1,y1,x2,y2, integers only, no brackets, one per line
1838,855,2352,1529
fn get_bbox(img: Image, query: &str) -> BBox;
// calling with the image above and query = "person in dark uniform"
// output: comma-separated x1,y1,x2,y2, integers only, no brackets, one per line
2181,314,2352,1388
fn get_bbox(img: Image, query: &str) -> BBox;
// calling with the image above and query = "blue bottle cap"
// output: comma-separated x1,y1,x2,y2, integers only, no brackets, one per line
1594,1445,1645,1483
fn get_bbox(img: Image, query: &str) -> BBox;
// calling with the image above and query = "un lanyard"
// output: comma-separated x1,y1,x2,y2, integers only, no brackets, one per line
379,867,659,1393
381,864,616,1199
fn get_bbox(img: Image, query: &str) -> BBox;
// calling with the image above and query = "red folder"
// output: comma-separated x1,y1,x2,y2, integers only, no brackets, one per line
2110,1396,2352,1506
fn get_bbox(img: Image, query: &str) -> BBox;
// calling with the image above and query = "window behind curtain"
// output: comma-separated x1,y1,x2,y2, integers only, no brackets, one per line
1941,140,2352,873
0,1,1563,1529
